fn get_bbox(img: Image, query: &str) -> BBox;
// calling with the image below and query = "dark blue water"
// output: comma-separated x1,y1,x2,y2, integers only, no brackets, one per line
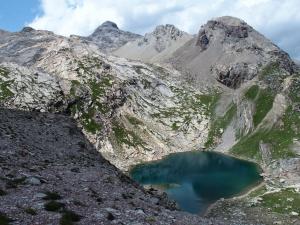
130,151,262,214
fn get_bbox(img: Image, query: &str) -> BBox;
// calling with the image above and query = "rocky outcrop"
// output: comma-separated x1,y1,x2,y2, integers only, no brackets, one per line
86,21,141,52
196,30,209,51
214,63,258,89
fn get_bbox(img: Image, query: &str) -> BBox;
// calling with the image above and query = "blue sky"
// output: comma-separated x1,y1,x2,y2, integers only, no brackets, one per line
0,0,41,32
0,0,299,60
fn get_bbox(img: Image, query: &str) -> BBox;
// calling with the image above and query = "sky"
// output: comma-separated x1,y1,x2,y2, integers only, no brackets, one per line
0,0,299,60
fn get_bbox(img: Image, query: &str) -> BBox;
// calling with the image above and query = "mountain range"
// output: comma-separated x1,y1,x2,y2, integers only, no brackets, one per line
0,16,299,225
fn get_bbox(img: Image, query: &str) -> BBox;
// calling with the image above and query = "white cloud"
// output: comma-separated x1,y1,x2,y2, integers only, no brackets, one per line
29,0,300,59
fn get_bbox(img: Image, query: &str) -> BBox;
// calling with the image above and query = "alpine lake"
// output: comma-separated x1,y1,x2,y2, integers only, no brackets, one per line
130,151,262,214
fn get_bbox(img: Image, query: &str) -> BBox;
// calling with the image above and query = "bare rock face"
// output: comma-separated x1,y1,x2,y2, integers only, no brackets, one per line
87,21,141,52
169,16,297,89
196,30,209,51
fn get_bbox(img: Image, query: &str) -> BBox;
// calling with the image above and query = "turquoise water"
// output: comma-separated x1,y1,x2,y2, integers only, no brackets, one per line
130,151,262,214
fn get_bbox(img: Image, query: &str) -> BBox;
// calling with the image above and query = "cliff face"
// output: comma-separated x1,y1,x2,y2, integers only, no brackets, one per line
0,16,300,225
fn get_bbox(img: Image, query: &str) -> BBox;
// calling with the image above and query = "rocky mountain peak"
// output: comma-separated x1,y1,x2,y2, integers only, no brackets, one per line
151,24,186,40
169,16,296,89
213,16,248,26
141,24,191,52
87,21,141,52
21,26,35,33
96,21,119,31
89,21,120,38
196,16,253,50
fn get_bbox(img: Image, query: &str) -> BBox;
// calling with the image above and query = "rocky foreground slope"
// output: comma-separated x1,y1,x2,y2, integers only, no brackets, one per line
0,16,300,224
0,108,229,225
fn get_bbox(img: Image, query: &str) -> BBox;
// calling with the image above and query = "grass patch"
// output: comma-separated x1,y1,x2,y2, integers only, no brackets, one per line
261,188,300,215
88,76,113,101
0,189,7,196
252,88,275,127
248,185,268,198
75,57,103,76
231,105,298,160
230,131,263,160
0,80,14,101
126,115,143,126
0,67,9,78
245,85,259,100
88,79,105,100
43,191,62,200
60,210,82,225
171,122,180,131
81,108,102,134
5,177,26,189
112,121,144,147
205,103,237,148
24,208,37,215
95,102,110,114
44,201,65,212
0,212,12,225
194,93,220,116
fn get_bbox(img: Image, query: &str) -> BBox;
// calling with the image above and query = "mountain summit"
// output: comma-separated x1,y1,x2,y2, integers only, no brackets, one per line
98,21,119,29
87,21,141,52
168,16,296,88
